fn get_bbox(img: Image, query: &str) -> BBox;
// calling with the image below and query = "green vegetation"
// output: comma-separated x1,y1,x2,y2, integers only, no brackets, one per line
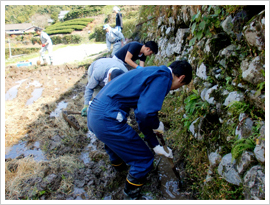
44,18,94,35
5,5,103,24
5,47,40,59
64,6,103,20
189,6,224,46
231,138,255,160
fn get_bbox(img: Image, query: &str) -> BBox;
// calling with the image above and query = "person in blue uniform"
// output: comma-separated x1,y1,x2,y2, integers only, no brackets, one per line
87,60,193,199
113,41,158,70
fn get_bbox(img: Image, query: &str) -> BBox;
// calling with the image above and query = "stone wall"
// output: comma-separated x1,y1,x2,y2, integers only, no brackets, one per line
140,5,265,199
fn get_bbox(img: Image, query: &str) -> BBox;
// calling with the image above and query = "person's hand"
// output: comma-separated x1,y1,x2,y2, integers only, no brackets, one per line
81,105,88,116
153,145,173,158
136,65,143,69
153,121,164,134
42,44,46,47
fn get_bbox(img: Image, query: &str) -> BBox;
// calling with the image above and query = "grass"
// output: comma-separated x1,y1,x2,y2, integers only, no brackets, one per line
5,155,84,199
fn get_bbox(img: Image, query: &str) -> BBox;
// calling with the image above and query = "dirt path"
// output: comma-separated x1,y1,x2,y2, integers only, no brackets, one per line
26,43,107,66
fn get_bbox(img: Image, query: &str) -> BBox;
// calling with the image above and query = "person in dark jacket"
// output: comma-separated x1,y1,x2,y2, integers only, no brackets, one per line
87,60,193,199
113,41,158,70
113,6,123,31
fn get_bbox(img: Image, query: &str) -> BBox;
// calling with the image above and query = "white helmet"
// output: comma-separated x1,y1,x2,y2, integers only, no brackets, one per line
113,6,120,12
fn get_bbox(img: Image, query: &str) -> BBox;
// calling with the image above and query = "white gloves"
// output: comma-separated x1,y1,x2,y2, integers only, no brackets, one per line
153,121,164,134
89,101,92,105
153,145,173,158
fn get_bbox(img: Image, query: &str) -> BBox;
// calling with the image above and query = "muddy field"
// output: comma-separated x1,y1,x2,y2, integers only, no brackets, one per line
4,60,194,201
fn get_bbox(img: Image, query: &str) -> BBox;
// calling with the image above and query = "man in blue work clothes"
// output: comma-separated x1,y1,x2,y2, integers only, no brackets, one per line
113,41,158,70
87,60,193,199
81,58,128,116
103,24,125,57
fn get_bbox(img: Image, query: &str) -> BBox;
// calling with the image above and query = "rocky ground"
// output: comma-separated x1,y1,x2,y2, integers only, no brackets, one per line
4,56,194,201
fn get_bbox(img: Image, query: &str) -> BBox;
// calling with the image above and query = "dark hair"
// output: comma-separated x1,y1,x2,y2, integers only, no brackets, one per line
145,41,158,54
169,60,193,85
34,27,42,32
111,69,125,80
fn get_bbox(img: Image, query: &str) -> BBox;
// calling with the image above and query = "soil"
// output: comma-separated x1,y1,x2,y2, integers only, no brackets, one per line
4,55,194,201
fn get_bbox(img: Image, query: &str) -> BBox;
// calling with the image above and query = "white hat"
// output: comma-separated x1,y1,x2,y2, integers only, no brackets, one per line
113,6,120,12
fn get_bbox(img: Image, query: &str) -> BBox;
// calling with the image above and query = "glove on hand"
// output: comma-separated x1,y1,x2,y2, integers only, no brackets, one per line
81,105,88,116
136,65,143,69
42,44,46,47
153,145,173,158
153,121,164,134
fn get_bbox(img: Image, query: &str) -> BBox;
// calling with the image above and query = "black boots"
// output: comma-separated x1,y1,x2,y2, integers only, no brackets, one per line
123,173,148,200
111,161,128,172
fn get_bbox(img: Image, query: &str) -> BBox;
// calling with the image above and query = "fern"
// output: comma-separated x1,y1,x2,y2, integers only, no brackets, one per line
231,138,255,160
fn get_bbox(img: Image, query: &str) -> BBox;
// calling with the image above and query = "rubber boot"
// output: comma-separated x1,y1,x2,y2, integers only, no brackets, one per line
123,173,148,200
111,160,128,172
41,59,48,66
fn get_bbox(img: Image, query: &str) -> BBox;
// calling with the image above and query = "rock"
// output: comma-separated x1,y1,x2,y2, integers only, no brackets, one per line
241,56,265,85
246,90,265,110
254,145,265,163
254,125,265,163
204,85,218,105
236,151,256,175
209,150,221,168
235,113,254,139
218,153,242,185
173,28,189,54
221,15,234,35
243,11,265,51
189,117,204,140
243,165,265,200
223,91,244,106
196,63,208,80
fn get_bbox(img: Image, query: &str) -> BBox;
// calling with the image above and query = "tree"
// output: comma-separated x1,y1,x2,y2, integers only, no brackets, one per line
31,13,50,28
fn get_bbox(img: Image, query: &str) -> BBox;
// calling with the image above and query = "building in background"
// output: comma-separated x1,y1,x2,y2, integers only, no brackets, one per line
58,11,70,21
5,23,37,35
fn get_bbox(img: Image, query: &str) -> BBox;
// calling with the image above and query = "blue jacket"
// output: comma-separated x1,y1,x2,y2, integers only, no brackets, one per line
95,65,173,148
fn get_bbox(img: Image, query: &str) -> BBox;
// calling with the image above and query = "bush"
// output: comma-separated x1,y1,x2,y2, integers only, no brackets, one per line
71,35,82,44
62,35,72,44
45,25,85,32
50,36,62,44
31,37,41,45
5,47,40,59
94,26,106,42
62,34,82,44
46,29,74,35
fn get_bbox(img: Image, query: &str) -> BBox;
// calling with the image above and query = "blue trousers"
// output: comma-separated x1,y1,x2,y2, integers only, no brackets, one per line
87,98,154,180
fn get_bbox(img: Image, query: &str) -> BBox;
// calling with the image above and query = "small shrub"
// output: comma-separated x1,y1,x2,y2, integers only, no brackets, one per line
231,138,255,160
51,36,62,44
46,29,74,35
31,37,41,45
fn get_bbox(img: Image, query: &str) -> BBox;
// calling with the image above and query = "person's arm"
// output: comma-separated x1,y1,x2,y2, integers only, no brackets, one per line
42,32,50,46
139,61,145,67
135,75,171,148
106,34,111,52
84,74,99,105
124,51,139,68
